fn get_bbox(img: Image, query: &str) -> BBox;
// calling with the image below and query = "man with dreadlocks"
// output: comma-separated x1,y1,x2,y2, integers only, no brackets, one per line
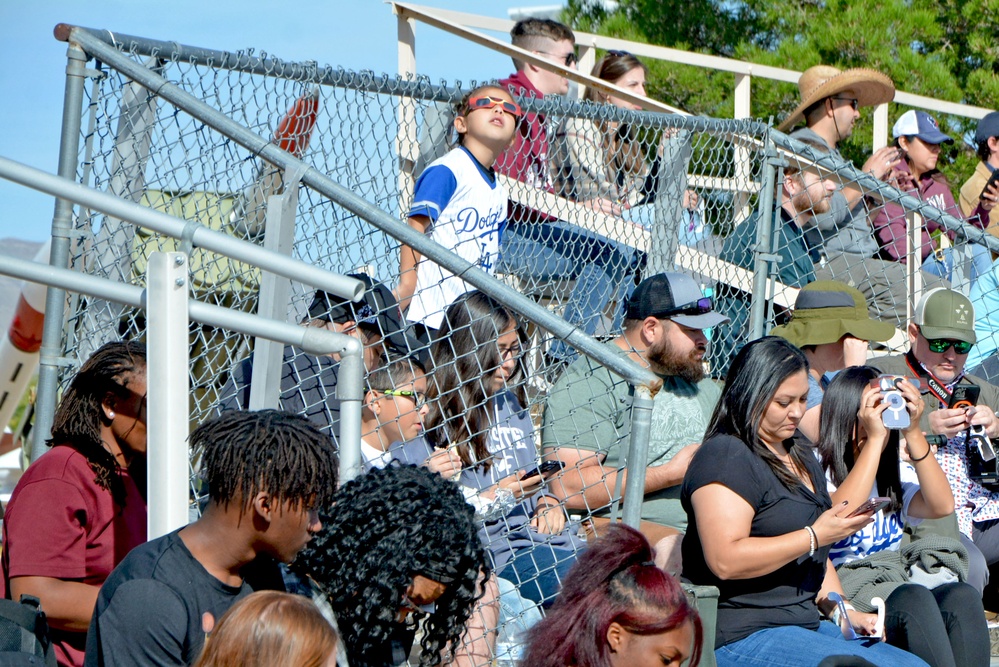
2,341,148,667
84,410,337,667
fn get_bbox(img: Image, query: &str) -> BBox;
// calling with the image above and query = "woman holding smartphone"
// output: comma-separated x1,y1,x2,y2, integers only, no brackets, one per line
394,291,581,607
681,337,928,666
818,366,988,667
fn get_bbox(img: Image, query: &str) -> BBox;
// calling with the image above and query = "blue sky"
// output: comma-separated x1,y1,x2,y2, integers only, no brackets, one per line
0,0,545,242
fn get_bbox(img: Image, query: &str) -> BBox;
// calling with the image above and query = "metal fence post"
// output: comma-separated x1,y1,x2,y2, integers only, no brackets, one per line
748,133,782,341
620,383,658,528
146,252,191,538
31,42,89,463
249,190,298,410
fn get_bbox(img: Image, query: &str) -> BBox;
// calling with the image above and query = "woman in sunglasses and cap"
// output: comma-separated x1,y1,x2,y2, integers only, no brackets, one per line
873,110,997,283
771,280,896,442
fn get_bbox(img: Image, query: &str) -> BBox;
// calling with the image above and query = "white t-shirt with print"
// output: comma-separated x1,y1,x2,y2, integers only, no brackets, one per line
827,462,922,567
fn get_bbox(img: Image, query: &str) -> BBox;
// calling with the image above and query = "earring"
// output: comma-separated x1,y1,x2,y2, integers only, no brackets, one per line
108,411,115,418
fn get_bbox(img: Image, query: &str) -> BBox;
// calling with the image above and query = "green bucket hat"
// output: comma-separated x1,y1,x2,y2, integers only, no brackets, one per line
770,281,895,347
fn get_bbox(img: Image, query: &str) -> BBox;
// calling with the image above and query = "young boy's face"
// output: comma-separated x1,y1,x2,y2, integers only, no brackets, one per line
455,87,519,150
372,370,429,447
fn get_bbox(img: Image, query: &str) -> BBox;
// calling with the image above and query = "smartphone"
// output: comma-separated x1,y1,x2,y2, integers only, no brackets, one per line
980,168,999,200
948,383,981,410
847,496,891,518
521,460,564,479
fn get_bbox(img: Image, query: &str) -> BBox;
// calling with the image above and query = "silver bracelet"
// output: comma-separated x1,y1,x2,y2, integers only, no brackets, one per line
804,525,818,557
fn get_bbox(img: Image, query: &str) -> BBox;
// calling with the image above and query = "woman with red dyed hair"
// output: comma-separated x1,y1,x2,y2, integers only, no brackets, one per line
520,524,701,667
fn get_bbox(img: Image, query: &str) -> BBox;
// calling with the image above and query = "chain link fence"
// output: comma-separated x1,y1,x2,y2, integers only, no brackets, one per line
43,26,999,666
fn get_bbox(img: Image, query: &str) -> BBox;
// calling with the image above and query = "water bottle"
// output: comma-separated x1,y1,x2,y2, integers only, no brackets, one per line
494,617,525,666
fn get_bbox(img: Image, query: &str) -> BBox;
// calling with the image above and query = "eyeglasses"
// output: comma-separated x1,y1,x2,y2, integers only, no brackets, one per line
924,337,974,355
466,96,523,118
374,389,427,409
534,50,578,67
497,344,523,361
655,297,714,319
607,49,632,57
401,593,436,616
831,96,859,111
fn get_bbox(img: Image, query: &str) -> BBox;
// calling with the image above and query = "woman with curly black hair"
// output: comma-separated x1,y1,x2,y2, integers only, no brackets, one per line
395,290,582,607
295,464,489,667
1,340,147,667
522,524,701,667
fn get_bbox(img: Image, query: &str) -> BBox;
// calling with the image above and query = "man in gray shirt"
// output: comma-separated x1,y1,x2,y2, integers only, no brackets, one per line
779,65,942,327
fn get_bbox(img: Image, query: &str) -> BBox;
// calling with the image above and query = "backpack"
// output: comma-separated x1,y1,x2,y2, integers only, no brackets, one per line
0,595,57,666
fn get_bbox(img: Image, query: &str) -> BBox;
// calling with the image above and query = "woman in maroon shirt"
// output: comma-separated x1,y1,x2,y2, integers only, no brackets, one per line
2,341,148,667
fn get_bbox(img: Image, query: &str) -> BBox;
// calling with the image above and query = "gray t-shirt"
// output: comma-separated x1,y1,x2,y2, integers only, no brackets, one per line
790,126,878,259
541,340,720,530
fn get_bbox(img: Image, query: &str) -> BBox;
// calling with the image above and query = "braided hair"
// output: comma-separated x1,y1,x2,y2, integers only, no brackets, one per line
295,465,489,667
192,409,338,512
48,340,147,507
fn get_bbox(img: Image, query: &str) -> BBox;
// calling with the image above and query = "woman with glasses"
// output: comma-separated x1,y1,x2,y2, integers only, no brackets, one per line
817,366,989,667
2,341,148,667
681,336,929,666
873,110,996,283
395,290,583,607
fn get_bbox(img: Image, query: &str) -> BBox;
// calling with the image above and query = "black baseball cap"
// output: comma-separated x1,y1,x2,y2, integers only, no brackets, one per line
307,274,418,355
625,272,729,329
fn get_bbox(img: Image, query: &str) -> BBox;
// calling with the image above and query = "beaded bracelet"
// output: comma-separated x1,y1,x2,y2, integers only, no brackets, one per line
804,525,818,557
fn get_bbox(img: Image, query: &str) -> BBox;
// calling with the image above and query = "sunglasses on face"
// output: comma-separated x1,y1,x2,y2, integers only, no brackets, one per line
831,96,860,111
924,337,974,355
655,297,714,319
466,96,523,118
374,388,427,409
535,50,578,67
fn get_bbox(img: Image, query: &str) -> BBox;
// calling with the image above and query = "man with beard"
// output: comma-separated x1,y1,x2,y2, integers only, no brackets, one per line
541,272,729,548
712,139,836,374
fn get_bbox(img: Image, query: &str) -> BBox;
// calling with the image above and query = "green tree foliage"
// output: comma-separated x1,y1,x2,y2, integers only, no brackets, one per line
564,0,991,185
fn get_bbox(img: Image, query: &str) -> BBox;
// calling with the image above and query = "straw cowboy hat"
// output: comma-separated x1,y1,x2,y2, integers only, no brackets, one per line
777,65,895,133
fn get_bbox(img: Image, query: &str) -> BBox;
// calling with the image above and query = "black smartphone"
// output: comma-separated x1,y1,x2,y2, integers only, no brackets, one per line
948,383,981,410
980,169,999,200
521,460,564,479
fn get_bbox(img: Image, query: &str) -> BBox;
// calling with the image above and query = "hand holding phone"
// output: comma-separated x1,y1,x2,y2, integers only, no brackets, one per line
948,383,981,410
980,169,999,201
521,460,564,480
847,497,891,518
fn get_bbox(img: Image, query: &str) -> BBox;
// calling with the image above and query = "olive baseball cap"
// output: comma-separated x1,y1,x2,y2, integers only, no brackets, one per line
913,287,976,344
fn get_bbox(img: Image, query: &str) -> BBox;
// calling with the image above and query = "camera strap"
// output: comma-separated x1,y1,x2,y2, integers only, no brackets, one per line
904,351,953,406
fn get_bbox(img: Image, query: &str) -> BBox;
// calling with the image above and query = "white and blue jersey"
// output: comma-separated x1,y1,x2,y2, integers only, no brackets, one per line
406,146,507,329
827,463,922,567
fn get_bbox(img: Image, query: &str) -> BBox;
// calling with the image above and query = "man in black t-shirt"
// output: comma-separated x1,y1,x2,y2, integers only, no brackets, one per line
84,411,337,666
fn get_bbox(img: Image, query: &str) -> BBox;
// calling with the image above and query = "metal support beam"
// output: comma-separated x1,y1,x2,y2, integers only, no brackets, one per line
146,252,191,538
249,191,298,410
32,41,89,463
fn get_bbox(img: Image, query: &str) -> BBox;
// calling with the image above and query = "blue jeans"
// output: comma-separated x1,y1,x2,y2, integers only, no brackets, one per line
499,220,644,361
715,621,929,667
921,244,992,285
497,543,577,607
